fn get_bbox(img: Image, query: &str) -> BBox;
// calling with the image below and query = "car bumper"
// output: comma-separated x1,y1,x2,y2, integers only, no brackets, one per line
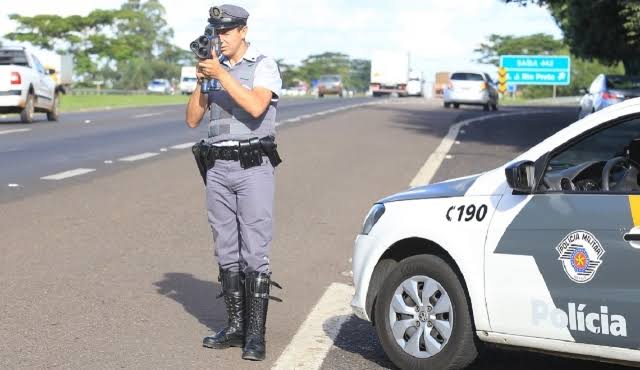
0,94,26,113
445,90,489,104
351,233,377,321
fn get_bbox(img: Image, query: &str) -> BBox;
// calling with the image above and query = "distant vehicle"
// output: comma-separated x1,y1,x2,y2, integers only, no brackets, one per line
434,71,450,97
406,72,424,97
317,74,344,98
578,74,640,119
370,50,409,97
38,52,73,94
443,71,498,111
179,66,197,95
0,46,58,123
147,79,174,95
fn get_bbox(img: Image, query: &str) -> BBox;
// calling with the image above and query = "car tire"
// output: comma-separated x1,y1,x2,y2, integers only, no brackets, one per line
483,103,490,111
20,93,35,123
491,103,498,111
444,102,451,108
47,94,60,121
318,94,324,98
453,103,460,109
374,254,477,370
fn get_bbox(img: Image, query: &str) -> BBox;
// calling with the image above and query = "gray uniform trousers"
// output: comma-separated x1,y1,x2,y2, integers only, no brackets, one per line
206,157,274,274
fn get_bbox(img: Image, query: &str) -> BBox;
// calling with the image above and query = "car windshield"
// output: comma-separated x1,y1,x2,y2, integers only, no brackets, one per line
182,77,197,82
0,50,28,66
151,80,166,85
451,73,483,81
606,76,640,90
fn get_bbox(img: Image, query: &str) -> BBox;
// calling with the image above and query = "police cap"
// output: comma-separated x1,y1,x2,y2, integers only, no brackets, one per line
209,4,249,29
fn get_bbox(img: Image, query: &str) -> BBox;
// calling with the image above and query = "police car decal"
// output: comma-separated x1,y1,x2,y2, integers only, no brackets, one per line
556,230,604,284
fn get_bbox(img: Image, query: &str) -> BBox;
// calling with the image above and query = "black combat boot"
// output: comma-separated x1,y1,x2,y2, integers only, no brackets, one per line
242,271,282,361
203,269,245,349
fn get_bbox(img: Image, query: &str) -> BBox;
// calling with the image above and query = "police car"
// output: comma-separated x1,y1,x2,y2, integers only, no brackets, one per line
352,98,640,369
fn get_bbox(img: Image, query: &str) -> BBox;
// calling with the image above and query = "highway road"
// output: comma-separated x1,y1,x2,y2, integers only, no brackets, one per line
0,97,633,369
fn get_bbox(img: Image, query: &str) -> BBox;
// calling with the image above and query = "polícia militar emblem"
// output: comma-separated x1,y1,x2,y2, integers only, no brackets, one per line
556,230,605,283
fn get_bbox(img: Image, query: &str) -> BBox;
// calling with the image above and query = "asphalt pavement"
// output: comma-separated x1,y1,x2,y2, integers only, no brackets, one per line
0,98,633,369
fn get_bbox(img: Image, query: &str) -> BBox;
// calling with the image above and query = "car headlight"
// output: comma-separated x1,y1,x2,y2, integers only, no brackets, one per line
361,203,385,235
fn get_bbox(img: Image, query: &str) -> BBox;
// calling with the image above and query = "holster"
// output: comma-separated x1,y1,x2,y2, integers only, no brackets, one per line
192,140,214,185
239,138,263,169
259,136,283,168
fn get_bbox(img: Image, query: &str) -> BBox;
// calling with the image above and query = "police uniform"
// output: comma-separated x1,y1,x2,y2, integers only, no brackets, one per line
199,4,282,362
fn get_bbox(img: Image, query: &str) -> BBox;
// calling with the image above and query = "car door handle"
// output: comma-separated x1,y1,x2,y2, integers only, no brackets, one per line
623,233,640,241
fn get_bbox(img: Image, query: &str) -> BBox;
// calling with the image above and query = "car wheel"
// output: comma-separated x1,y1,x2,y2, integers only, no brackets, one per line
47,94,60,121
318,93,324,98
20,93,35,123
483,103,490,111
444,102,451,108
453,103,460,109
374,254,477,370
491,103,498,111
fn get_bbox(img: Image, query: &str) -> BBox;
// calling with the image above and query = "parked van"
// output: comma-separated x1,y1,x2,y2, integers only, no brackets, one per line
179,66,197,95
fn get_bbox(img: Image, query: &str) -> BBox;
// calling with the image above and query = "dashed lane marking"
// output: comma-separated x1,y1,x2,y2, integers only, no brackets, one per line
118,152,159,162
170,142,196,150
272,283,354,370
41,168,96,180
0,128,31,135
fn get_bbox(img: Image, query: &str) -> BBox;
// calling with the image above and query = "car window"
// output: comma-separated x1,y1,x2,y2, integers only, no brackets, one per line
549,117,640,170
606,75,640,90
451,73,483,81
0,49,29,66
31,54,45,74
589,75,602,94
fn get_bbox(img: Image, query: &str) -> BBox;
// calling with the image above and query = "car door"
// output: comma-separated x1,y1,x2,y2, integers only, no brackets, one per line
30,54,53,106
485,114,640,350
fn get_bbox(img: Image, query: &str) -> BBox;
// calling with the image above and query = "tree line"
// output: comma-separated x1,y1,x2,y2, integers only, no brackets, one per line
3,0,371,91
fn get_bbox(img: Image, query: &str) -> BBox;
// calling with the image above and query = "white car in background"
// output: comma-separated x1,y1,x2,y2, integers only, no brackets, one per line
0,46,58,123
444,71,498,111
352,97,640,369
147,79,174,95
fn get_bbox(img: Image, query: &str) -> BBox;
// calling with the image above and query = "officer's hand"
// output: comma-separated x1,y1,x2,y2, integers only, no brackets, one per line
197,52,224,80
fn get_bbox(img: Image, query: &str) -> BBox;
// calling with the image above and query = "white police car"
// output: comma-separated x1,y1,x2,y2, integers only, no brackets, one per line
352,98,640,369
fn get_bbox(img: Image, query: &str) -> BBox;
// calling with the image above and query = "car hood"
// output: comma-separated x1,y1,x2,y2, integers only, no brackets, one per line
379,174,482,203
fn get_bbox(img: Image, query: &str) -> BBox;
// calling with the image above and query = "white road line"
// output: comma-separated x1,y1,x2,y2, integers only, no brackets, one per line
133,112,164,118
0,128,31,135
7,183,20,188
409,110,552,188
170,142,195,150
272,283,354,370
118,152,159,162
41,168,96,180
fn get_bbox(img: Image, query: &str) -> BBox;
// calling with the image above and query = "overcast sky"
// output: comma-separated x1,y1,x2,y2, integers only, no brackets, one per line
0,0,563,80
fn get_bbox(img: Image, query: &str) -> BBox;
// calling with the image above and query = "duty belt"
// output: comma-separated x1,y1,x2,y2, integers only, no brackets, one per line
191,136,283,185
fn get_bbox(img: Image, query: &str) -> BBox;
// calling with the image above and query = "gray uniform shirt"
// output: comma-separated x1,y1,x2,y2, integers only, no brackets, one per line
207,44,282,142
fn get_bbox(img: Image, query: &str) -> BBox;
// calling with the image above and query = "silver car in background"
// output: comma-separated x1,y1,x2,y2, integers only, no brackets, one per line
578,74,640,118
443,71,498,111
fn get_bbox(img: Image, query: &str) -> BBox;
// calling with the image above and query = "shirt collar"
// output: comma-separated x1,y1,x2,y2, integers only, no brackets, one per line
221,42,258,67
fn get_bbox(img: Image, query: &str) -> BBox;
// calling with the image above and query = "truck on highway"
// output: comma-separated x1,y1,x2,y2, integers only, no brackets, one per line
370,50,409,97
38,52,73,95
0,46,58,123
179,66,197,95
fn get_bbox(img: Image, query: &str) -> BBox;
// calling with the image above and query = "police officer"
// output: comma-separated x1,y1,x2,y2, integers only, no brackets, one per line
185,4,282,362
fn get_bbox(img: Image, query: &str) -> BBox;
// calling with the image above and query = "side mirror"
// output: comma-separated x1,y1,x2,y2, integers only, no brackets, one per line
579,88,587,95
47,68,56,75
505,160,536,193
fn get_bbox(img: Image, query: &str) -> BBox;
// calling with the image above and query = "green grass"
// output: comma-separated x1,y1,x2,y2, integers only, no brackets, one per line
59,94,190,112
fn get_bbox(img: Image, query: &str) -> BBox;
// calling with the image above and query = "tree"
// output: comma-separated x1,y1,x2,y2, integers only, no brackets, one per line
5,0,192,88
347,59,371,92
474,33,563,66
505,0,640,75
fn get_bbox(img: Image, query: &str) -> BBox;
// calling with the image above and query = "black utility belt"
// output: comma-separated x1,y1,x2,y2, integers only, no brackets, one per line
191,137,283,185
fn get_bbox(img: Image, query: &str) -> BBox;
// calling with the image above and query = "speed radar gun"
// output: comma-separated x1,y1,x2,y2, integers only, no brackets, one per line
190,6,226,93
